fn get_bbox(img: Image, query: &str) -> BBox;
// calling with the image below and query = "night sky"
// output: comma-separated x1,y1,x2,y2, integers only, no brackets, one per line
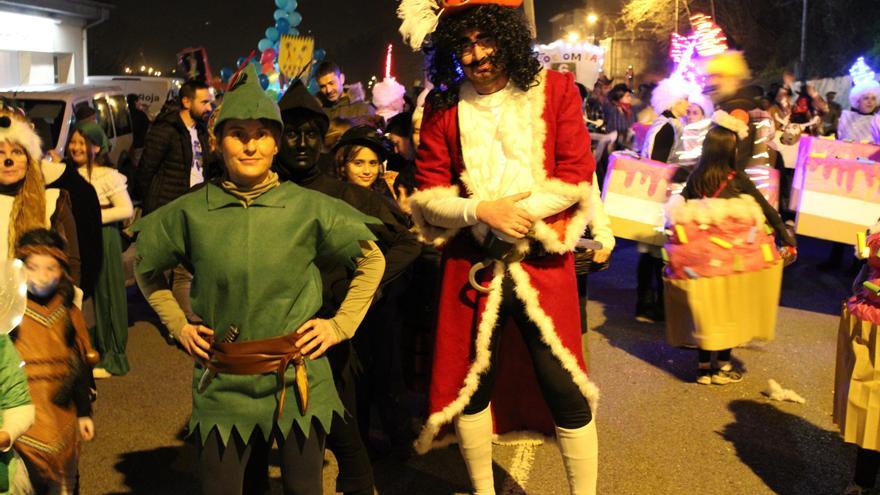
88,0,587,89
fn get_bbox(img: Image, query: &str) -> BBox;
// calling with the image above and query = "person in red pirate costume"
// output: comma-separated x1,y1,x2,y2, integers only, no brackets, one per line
398,1,599,494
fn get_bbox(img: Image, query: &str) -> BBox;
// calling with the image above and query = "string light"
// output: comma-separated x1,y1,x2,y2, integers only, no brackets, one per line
689,13,728,57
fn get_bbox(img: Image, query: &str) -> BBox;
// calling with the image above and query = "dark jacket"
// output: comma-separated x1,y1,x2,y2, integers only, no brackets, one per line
322,94,375,121
135,109,210,214
281,165,420,315
46,161,102,299
718,85,763,172
682,171,797,247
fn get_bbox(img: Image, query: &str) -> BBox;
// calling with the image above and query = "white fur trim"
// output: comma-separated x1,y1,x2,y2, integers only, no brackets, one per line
712,110,749,139
651,76,697,115
397,0,443,51
869,221,880,235
507,262,599,413
665,193,766,226
414,262,506,454
0,115,43,165
408,185,463,247
457,68,593,253
530,180,593,254
849,80,880,109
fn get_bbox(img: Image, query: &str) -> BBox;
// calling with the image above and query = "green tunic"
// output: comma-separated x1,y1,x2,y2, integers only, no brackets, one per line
133,182,379,445
0,335,30,494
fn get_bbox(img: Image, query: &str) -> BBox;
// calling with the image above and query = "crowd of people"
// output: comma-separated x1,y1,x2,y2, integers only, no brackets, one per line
0,0,879,494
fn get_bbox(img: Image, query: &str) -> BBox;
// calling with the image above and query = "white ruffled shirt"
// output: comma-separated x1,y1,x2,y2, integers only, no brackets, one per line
421,81,577,241
78,166,134,225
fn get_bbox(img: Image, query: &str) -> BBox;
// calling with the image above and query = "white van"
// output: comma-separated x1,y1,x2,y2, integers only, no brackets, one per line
0,84,134,167
87,76,183,121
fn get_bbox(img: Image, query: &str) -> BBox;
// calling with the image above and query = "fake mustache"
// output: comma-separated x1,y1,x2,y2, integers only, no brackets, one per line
462,53,500,70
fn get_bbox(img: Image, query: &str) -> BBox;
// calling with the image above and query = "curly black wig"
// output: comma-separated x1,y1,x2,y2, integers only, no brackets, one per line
425,5,542,110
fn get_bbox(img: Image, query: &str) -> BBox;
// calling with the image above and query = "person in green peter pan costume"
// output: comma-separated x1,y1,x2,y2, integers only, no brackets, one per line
133,64,385,495
1,334,35,495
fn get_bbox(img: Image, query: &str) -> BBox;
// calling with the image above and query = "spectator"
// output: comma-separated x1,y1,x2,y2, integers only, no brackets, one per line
134,79,212,326
126,94,150,168
316,62,375,121
603,83,636,149
823,91,842,136
136,79,212,214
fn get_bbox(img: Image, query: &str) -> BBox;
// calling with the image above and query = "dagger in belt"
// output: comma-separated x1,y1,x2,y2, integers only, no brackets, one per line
197,324,240,393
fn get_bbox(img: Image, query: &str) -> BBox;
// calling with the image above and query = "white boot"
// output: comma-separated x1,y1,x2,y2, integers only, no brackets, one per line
556,420,598,495
455,406,496,495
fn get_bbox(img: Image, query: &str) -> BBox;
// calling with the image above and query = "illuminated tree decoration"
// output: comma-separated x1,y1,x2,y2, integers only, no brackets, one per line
850,56,876,87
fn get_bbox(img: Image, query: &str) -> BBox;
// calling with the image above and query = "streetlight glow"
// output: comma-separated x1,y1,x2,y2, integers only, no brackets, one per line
566,31,580,43
587,13,598,25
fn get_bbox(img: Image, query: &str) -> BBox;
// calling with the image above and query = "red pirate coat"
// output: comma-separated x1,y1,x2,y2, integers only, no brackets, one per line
409,69,600,452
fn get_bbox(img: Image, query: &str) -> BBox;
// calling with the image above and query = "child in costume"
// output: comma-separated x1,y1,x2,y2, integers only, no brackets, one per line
0,271,35,495
12,229,98,494
835,222,880,495
663,111,797,384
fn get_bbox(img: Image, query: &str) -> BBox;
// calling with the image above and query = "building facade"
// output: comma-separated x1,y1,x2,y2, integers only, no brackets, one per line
0,0,111,87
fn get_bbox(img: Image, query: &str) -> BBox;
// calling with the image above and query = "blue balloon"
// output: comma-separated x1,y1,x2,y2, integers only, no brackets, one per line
219,67,234,82
258,38,273,52
313,48,326,62
275,17,290,35
236,56,247,68
265,27,279,42
286,0,298,12
274,0,287,8
250,58,261,67
289,28,299,36
289,11,302,27
274,40,281,52
273,9,288,21
258,74,269,90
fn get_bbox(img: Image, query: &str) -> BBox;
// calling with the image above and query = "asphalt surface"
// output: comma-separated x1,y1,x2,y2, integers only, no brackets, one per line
78,235,860,494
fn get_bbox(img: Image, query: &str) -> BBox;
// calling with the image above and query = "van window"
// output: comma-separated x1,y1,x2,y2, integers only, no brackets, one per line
93,97,114,138
15,99,65,151
109,95,132,136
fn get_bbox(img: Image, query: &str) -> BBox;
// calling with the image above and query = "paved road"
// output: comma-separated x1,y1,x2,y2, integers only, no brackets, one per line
79,236,860,494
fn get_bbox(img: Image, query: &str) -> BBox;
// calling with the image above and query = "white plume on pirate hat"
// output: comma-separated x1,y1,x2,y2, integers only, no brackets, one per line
398,0,445,51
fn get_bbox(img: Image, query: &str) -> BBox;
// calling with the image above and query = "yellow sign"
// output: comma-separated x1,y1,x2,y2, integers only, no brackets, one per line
279,35,315,79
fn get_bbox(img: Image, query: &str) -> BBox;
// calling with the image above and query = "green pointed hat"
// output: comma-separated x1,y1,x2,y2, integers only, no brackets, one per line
213,64,282,134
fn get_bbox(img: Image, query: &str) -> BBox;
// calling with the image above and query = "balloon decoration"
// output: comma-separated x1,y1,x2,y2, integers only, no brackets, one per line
0,259,27,335
225,0,324,101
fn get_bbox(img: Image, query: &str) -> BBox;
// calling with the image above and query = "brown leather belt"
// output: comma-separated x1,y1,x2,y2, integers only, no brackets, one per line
208,332,309,418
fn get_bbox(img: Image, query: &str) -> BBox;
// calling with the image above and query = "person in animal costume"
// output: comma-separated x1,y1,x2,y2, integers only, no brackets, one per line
398,1,599,493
